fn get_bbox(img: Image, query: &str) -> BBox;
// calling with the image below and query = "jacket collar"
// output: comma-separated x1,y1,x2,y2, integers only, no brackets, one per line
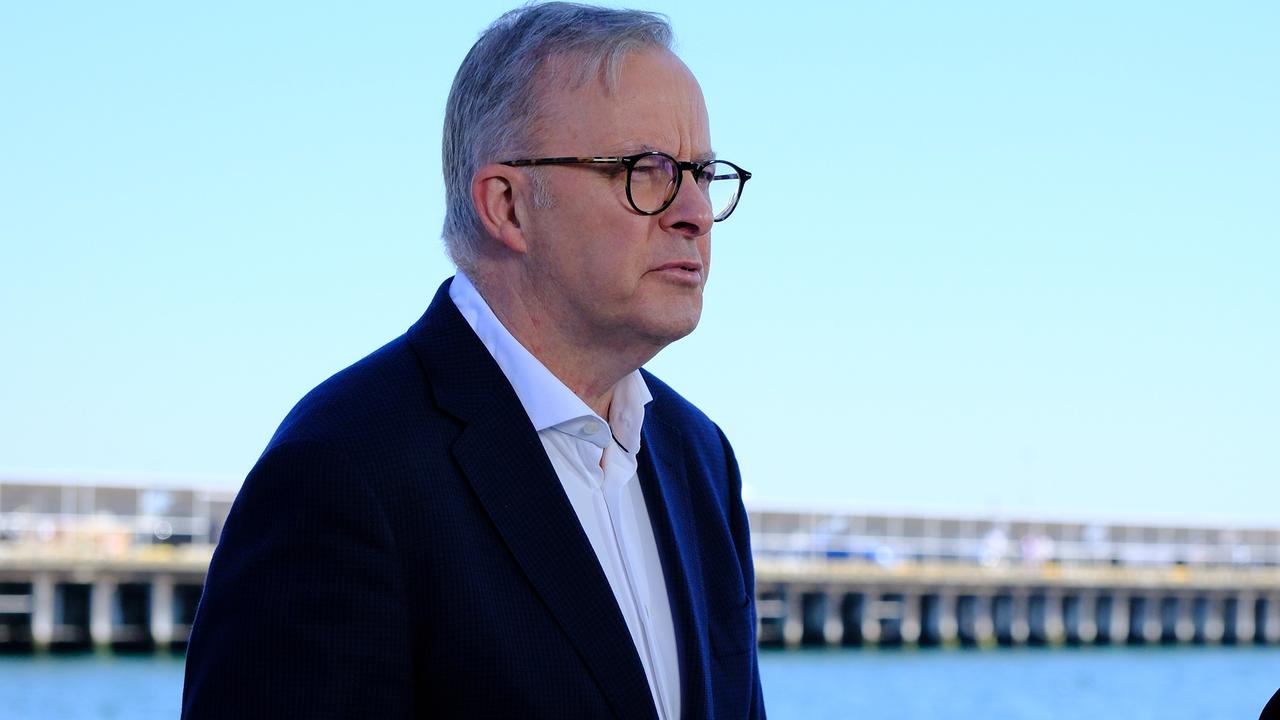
406,278,660,720
637,404,710,719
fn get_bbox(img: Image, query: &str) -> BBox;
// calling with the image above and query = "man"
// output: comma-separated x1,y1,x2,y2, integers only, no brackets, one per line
182,3,762,718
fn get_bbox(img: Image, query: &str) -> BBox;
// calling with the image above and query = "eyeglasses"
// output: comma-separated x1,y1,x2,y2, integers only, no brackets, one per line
501,151,752,222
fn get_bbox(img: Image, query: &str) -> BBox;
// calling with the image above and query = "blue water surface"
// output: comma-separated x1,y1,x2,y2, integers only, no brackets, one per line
759,645,1280,720
0,646,1277,719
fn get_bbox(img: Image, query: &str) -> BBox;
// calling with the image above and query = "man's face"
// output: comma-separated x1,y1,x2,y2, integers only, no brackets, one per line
519,48,715,357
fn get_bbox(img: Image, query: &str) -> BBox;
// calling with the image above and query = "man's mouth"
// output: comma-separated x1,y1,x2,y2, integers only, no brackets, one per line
651,261,704,285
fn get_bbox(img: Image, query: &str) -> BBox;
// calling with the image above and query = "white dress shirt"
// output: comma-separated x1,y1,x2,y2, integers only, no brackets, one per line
450,272,681,720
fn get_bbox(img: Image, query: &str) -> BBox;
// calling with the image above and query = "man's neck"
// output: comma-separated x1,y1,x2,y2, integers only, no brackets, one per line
467,269,656,420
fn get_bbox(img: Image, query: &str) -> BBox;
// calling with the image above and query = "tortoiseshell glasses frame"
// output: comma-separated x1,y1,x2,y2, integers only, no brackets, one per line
501,150,752,222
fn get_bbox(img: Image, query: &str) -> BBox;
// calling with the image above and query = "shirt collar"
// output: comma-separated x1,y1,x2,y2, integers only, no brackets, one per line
449,272,651,452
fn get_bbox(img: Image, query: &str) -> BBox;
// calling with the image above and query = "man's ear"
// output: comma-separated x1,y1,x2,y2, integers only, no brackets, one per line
472,164,530,254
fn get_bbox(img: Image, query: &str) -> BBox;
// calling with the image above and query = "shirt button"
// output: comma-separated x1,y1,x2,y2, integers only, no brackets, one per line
582,421,602,435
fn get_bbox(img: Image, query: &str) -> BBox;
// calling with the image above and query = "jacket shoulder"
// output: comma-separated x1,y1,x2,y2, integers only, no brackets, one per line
266,334,435,453
640,369,727,447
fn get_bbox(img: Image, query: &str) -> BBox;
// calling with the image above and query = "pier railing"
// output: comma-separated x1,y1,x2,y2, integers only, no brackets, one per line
747,509,1280,568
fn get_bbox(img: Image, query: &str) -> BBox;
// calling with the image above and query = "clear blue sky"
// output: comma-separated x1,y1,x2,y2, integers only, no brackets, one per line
2,1,1276,524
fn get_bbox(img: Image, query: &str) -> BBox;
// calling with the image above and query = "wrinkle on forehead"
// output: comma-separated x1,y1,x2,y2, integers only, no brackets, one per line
604,141,717,163
531,48,712,158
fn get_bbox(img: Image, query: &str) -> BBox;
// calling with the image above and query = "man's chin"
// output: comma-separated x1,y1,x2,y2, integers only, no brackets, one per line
620,288,704,351
640,310,702,349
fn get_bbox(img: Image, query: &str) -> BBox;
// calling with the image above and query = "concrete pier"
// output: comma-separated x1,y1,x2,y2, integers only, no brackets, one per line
753,558,1280,649
0,560,1276,653
2,479,1279,653
0,544,210,652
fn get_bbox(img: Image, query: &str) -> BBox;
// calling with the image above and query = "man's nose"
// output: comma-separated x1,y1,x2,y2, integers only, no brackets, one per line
658,171,714,238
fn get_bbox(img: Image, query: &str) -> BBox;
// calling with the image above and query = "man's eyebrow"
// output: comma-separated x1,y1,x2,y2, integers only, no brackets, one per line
617,143,717,162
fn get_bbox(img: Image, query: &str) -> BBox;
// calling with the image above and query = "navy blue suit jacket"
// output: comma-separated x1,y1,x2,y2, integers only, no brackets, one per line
182,278,765,719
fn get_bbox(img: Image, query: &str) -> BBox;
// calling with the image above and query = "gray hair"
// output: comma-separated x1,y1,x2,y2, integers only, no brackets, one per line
441,2,674,272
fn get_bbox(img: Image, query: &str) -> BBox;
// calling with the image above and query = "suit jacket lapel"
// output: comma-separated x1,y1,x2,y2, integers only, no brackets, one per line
407,279,657,720
637,406,710,719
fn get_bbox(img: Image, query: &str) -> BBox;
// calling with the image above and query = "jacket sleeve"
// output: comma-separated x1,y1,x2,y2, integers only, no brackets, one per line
181,439,414,719
1260,687,1280,719
719,426,767,720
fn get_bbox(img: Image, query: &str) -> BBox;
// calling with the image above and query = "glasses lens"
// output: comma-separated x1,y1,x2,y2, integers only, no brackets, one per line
701,162,743,221
628,153,679,213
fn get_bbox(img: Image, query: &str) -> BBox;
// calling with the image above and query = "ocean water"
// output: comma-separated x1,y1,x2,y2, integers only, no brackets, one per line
0,646,1277,719
760,645,1280,719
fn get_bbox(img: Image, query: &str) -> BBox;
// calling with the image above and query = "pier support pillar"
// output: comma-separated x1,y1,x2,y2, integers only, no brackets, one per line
1095,593,1124,644
799,591,831,647
1094,594,1112,643
840,593,864,646
1205,595,1225,644
1142,594,1162,643
1050,592,1066,644
1078,594,1098,644
901,592,921,645
919,593,954,647
993,593,1027,646
1235,593,1257,644
823,590,844,646
976,594,994,645
1012,592,1030,646
783,588,804,648
938,593,958,645
90,577,116,648
936,591,957,640
1171,594,1195,644
1258,595,1280,645
31,573,55,651
992,594,1012,645
1109,593,1130,644
1158,595,1179,644
860,594,882,646
151,575,175,647
1062,594,1080,644
1193,595,1223,644
1126,595,1146,644
956,594,991,646
1159,595,1176,643
1268,594,1280,644
1223,596,1240,643
1031,591,1063,645
1064,594,1096,644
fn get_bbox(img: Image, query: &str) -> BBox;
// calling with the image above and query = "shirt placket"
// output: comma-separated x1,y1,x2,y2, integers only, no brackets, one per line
600,441,674,720
574,438,656,703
